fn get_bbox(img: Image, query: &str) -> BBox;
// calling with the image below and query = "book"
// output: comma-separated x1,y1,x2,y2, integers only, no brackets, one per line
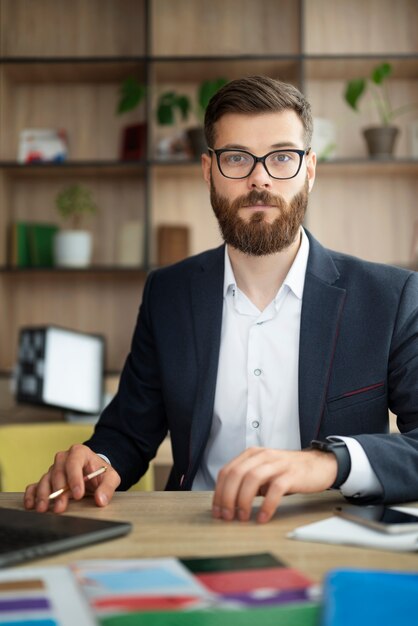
10,222,58,267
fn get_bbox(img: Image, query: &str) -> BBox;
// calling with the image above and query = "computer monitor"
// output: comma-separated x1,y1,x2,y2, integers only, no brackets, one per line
15,326,105,415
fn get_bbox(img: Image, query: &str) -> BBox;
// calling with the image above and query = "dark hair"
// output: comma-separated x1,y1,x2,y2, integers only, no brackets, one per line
204,75,313,148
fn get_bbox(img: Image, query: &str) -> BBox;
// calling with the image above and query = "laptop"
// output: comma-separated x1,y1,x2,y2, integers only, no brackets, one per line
0,506,132,567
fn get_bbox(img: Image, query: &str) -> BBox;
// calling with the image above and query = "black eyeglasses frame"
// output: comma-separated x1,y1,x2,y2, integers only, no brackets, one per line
207,147,311,180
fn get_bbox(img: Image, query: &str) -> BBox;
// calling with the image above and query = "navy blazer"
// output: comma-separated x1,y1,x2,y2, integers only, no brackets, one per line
88,231,418,503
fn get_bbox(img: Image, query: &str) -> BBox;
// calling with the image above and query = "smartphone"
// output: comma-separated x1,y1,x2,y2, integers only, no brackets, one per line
334,504,418,534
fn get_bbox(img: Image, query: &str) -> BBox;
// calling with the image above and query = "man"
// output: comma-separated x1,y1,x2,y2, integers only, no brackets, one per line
25,76,418,523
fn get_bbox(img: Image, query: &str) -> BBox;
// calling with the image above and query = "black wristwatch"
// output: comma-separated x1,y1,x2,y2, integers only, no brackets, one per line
310,439,351,488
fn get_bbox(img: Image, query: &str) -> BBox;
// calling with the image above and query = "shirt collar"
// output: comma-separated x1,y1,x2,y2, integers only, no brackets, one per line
223,227,310,301
223,246,236,298
282,227,309,300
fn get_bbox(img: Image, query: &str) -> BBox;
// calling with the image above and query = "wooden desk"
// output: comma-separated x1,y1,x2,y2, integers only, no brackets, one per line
2,492,417,582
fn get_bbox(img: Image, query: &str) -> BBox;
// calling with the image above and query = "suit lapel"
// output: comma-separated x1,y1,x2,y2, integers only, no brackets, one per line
298,233,346,447
184,246,225,487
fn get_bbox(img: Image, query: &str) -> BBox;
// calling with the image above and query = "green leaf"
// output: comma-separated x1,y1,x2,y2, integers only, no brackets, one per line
156,91,191,125
157,103,174,125
55,185,97,224
198,78,228,113
372,62,392,84
177,95,191,120
117,77,146,114
344,79,366,110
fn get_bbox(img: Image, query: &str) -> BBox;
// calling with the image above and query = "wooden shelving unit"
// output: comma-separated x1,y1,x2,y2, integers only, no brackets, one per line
0,0,417,376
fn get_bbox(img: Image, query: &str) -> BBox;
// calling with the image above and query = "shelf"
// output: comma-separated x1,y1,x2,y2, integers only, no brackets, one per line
317,158,418,176
0,161,146,178
2,54,417,84
304,55,418,80
151,56,301,83
0,59,146,84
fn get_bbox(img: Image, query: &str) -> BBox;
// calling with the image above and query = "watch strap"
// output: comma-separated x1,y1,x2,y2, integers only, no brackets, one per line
310,439,351,488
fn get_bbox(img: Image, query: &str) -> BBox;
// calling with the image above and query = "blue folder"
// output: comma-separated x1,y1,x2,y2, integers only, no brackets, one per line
322,569,418,626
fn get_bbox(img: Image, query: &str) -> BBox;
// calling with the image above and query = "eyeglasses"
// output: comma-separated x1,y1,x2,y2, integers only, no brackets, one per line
208,147,310,180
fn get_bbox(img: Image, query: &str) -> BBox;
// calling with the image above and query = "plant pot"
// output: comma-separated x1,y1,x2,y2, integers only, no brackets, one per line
53,230,93,267
363,126,399,159
186,126,208,157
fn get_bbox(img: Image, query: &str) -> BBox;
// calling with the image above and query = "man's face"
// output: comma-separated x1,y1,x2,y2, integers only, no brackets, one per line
201,111,316,256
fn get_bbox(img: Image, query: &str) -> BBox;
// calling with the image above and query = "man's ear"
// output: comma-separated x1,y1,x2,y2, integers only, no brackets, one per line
201,153,212,189
306,150,317,192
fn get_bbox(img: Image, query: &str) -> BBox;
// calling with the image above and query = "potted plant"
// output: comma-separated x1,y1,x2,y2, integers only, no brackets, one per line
155,78,228,158
53,184,97,267
187,78,228,156
117,77,147,160
154,90,192,160
344,62,417,158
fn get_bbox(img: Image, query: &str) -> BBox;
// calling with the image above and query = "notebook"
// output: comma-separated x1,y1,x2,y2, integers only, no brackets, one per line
0,506,132,567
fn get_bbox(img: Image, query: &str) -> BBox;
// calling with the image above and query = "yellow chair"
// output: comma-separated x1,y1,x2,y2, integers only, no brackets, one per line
0,422,153,492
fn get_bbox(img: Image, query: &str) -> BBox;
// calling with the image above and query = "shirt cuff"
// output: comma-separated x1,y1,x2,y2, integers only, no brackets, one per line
327,436,383,498
96,453,111,466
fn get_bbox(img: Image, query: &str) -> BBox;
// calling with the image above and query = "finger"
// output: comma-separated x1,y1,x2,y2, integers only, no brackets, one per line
24,483,38,510
61,445,95,500
34,471,56,512
94,466,121,507
235,460,287,522
256,476,289,523
213,448,270,520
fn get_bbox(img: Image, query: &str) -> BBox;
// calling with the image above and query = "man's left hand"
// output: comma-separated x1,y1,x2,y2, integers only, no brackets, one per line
212,447,338,524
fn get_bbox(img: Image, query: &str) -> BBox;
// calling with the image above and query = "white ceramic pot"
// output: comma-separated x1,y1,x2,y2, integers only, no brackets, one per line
53,230,93,267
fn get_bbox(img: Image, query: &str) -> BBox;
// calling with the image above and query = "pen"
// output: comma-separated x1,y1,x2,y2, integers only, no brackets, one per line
48,466,107,500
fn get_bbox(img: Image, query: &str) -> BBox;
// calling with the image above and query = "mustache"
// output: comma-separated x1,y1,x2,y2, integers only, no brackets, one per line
230,189,287,212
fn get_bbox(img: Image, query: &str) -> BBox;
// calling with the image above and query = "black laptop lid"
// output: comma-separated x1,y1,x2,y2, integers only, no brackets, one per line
0,507,132,567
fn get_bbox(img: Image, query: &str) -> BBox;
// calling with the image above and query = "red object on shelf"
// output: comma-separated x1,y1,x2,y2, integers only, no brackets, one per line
120,123,147,160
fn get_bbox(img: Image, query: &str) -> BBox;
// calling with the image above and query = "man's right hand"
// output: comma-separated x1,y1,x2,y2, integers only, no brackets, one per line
23,444,121,514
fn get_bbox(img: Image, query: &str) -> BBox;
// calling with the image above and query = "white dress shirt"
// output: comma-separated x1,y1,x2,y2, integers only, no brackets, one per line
192,228,382,498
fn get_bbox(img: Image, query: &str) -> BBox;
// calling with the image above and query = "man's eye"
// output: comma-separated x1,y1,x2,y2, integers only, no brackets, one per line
225,153,250,164
271,152,292,163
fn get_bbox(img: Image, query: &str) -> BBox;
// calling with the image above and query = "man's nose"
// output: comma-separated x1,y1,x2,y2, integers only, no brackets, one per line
247,161,272,188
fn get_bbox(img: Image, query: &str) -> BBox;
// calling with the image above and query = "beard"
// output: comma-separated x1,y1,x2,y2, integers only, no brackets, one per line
210,177,309,256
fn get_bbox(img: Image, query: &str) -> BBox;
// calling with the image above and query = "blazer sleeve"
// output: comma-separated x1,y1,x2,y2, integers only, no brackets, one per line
351,271,418,504
86,271,169,490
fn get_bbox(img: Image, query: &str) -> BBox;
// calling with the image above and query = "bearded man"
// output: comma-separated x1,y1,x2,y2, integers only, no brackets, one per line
25,76,418,523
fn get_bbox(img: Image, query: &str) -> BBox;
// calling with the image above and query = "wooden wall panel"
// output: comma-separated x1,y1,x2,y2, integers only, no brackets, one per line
304,0,418,54
151,0,300,56
306,174,418,265
0,0,145,57
151,166,222,262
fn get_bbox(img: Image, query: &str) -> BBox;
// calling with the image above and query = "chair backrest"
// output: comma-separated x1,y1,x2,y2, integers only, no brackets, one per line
0,422,153,492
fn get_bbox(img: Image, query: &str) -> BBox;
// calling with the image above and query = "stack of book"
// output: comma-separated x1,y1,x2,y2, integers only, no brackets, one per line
9,222,58,268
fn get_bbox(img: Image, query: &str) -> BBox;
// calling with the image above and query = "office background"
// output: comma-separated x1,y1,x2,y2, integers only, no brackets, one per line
0,0,417,439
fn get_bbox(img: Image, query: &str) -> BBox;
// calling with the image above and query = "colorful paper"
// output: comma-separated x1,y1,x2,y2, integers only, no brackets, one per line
0,567,95,626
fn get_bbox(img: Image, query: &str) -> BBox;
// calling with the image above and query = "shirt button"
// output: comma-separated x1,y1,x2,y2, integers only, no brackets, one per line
251,420,260,429
254,368,262,376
